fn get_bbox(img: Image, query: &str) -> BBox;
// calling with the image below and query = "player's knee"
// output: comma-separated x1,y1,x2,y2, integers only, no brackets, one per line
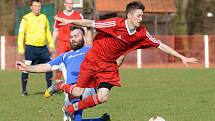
98,91,109,103
98,94,109,103
97,82,113,103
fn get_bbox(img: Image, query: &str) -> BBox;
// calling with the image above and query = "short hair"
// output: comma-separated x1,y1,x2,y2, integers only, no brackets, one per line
30,0,42,6
70,26,85,36
125,1,145,18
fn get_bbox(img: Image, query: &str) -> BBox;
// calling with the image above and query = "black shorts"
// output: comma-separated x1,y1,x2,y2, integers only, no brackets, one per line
98,82,113,90
25,45,51,65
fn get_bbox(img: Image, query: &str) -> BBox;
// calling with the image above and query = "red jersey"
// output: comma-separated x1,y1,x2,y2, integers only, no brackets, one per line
92,17,160,62
55,10,83,41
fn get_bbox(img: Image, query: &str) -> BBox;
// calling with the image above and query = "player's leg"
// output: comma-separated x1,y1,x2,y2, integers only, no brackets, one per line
82,88,97,99
61,67,114,118
62,88,110,121
63,93,73,121
21,45,35,96
40,46,53,88
64,98,111,121
81,88,111,121
63,88,94,121
72,98,83,121
62,90,109,116
63,83,112,115
21,61,32,96
44,71,53,97
63,93,83,121
45,71,53,88
59,57,116,113
21,72,28,96
71,88,94,121
39,46,53,97
63,88,95,121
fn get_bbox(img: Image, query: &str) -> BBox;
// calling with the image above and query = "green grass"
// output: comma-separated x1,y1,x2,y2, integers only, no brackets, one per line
0,69,215,121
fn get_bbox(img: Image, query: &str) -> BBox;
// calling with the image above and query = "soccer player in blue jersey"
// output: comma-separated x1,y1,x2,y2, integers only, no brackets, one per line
16,26,120,121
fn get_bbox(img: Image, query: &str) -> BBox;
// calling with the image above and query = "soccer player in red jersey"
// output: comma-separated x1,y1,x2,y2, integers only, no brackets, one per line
53,0,84,81
51,1,198,115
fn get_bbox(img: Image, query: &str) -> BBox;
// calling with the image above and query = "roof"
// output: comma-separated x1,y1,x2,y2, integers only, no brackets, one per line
96,0,176,13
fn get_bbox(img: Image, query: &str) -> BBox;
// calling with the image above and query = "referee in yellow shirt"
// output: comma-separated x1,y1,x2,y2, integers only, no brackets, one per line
17,0,55,97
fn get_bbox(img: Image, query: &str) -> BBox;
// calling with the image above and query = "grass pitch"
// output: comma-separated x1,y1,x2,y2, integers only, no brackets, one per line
0,68,215,121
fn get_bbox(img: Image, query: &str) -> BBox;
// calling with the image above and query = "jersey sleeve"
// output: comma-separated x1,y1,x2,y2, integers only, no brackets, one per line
93,18,118,34
45,16,55,48
54,13,61,29
54,19,59,29
48,54,64,70
17,17,27,54
54,19,61,29
140,30,161,49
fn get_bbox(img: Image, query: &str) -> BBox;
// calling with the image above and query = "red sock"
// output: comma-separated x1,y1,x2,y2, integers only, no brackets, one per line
56,71,62,80
61,84,75,94
67,94,100,113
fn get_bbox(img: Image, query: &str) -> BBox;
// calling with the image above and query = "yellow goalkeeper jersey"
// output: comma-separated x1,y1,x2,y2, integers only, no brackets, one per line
17,12,54,53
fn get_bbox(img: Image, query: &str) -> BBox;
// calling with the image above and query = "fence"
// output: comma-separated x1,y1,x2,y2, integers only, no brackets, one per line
1,35,215,70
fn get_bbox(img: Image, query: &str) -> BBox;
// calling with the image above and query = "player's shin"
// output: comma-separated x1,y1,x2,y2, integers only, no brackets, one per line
65,94,101,113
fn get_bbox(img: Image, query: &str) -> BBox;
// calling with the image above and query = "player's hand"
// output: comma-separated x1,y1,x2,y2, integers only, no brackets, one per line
181,57,198,67
16,61,28,71
48,48,55,59
49,49,54,55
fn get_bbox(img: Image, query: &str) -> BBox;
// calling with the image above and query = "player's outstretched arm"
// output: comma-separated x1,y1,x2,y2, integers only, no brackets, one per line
55,16,93,28
158,42,198,67
16,61,52,72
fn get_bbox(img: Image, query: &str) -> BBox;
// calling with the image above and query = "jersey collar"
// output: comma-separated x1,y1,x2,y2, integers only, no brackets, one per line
125,20,136,35
63,10,74,16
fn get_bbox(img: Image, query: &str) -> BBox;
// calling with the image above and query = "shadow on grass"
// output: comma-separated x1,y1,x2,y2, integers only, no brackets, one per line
31,91,44,95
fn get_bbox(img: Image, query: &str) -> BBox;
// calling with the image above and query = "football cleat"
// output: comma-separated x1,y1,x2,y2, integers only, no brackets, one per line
44,89,51,98
47,80,63,96
22,91,28,96
101,113,111,121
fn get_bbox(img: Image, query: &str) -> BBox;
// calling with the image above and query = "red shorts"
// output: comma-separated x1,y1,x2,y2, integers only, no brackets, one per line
76,49,121,88
57,39,71,56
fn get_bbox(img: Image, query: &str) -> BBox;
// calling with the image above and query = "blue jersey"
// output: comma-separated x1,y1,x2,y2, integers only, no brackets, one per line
48,46,90,84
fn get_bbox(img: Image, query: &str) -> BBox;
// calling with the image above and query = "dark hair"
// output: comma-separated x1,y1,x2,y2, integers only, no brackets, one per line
125,1,145,18
70,26,85,35
30,0,42,5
